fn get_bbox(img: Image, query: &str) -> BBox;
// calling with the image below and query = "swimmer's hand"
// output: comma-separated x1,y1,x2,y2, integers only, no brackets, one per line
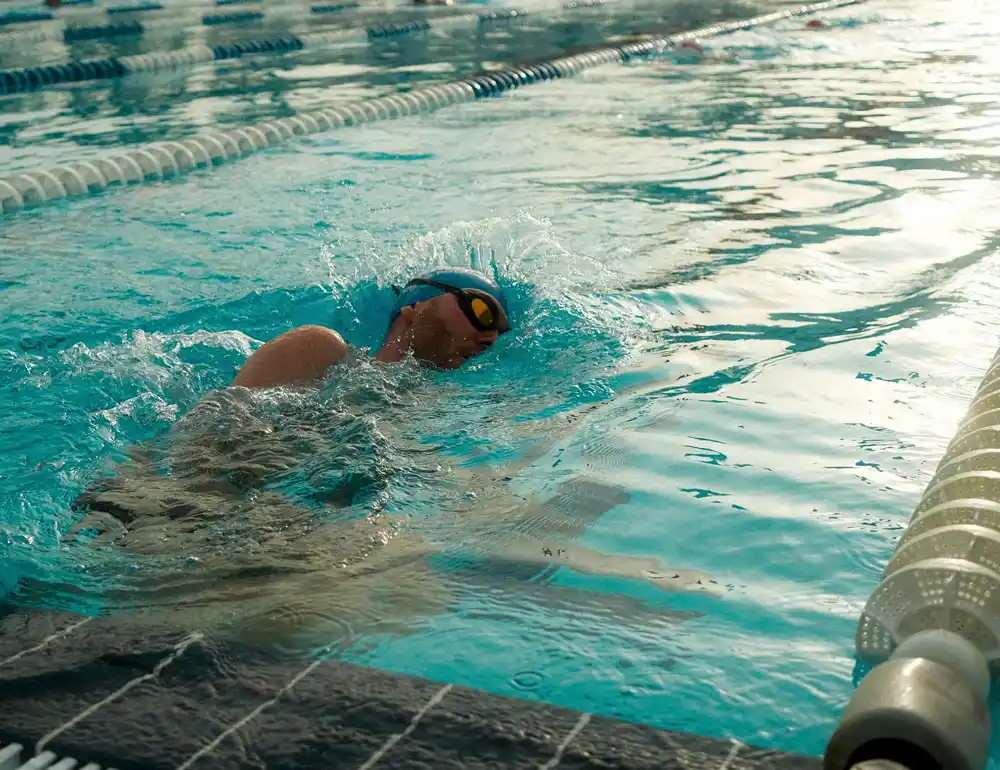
232,326,347,389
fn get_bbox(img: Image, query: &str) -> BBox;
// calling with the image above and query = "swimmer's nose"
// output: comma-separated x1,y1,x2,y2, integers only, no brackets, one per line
469,331,499,355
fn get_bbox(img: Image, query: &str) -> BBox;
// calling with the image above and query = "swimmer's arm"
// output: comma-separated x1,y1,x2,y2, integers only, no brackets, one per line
491,538,717,594
232,325,348,389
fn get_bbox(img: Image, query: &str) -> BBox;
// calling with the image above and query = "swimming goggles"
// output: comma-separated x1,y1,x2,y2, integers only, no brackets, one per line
395,278,510,333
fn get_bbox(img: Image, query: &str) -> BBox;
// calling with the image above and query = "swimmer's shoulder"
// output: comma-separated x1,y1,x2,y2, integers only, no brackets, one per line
232,325,349,389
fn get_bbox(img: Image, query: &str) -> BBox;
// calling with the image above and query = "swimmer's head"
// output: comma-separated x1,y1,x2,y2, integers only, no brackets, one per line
380,267,511,369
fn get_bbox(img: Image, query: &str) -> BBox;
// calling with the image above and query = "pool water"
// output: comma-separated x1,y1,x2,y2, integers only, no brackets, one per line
5,0,1000,762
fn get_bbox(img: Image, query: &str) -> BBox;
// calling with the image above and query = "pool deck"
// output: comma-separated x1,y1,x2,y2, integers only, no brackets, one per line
0,603,822,770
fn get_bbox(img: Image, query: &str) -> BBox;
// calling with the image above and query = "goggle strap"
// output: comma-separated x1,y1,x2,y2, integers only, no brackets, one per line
396,278,508,332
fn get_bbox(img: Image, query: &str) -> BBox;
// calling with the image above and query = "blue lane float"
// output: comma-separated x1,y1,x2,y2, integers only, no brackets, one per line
0,8,53,25
62,18,142,40
0,7,527,95
201,9,262,24
0,0,865,214
106,3,164,14
210,34,303,56
310,2,360,13
366,19,430,38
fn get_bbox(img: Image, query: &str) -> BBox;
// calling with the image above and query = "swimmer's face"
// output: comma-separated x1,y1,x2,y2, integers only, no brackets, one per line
406,293,501,369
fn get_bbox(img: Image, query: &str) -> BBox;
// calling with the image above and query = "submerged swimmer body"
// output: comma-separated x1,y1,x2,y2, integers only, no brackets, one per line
70,267,512,549
60,267,714,652
233,267,511,388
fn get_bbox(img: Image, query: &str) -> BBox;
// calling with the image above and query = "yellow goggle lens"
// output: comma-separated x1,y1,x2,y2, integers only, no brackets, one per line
470,297,494,326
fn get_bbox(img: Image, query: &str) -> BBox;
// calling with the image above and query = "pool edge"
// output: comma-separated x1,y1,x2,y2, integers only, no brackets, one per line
0,603,822,770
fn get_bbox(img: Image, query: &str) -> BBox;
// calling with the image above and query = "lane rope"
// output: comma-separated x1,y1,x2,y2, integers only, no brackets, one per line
0,0,365,45
0,6,534,94
0,0,865,214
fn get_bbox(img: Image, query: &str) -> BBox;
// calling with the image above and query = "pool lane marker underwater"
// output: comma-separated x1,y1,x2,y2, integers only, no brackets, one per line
0,0,865,215
34,632,205,755
0,705,742,770
0,6,531,94
0,633,201,770
0,616,92,669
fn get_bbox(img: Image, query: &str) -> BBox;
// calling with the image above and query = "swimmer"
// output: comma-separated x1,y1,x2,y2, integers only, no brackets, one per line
232,267,510,388
672,39,736,64
54,264,715,653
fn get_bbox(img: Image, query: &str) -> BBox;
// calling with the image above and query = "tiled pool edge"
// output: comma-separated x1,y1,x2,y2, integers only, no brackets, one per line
0,604,821,770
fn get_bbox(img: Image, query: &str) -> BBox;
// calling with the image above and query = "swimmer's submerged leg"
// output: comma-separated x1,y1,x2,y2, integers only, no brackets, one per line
483,539,718,594
104,522,453,655
433,476,717,595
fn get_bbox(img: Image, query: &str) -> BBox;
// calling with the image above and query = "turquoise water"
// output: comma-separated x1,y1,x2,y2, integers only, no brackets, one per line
6,0,1000,761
